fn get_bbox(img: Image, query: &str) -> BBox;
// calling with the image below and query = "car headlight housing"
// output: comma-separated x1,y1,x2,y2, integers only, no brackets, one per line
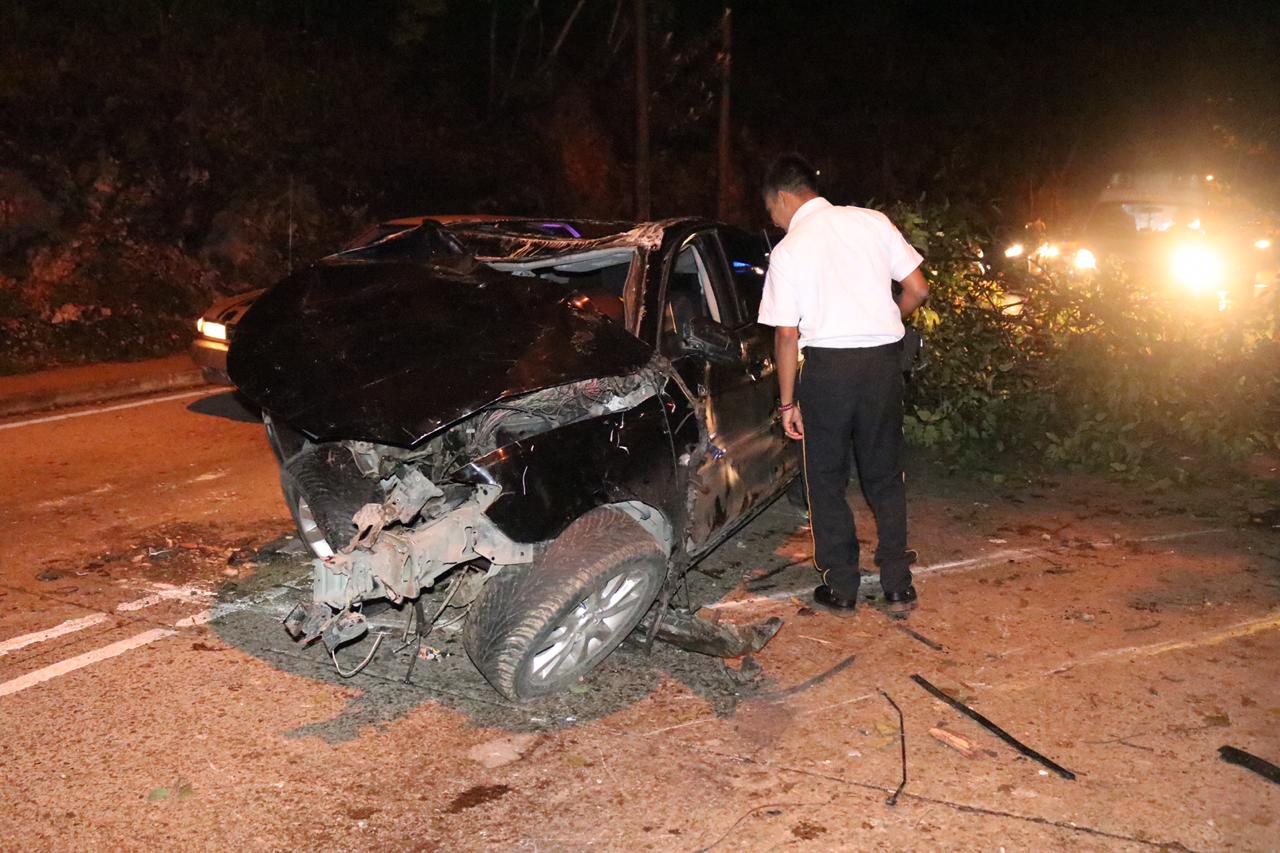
1170,244,1224,293
197,318,228,341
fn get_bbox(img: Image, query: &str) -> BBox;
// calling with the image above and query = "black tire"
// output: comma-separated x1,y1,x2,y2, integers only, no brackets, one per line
463,507,667,700
280,447,377,558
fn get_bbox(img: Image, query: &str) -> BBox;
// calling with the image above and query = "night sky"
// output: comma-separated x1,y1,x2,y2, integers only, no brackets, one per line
3,1,1278,227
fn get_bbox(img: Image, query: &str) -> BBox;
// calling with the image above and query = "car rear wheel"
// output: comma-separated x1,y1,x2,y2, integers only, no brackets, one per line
463,507,667,700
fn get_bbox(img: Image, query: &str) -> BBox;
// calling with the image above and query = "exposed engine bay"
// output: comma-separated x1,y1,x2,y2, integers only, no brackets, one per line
282,365,667,611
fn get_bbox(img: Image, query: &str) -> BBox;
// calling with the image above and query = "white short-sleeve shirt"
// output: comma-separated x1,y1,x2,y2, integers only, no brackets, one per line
757,197,923,348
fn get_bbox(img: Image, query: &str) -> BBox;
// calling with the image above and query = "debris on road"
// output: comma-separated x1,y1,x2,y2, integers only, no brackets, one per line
646,609,783,658
911,673,1078,780
466,735,537,769
879,689,907,806
1218,745,1280,785
929,726,977,758
894,622,945,651
417,644,445,661
719,655,763,685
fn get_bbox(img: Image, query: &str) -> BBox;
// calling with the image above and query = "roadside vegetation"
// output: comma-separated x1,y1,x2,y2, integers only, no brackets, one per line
897,203,1280,474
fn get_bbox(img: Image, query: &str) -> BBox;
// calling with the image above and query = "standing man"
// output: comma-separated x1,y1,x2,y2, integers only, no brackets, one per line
757,154,929,614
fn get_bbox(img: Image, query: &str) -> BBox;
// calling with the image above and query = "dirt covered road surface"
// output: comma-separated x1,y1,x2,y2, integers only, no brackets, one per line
1,388,1278,851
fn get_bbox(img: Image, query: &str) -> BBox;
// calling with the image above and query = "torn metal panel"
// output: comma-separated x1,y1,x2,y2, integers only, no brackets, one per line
458,392,679,544
461,219,678,262
641,609,783,658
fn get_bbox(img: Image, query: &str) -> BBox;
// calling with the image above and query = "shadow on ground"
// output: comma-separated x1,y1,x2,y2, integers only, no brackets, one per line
186,390,261,423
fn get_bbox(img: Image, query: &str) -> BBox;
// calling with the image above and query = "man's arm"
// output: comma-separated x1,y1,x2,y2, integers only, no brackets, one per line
896,266,929,318
774,325,804,440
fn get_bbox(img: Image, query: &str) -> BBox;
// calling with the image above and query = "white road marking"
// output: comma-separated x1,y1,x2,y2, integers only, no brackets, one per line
173,609,215,628
703,527,1233,612
1043,610,1280,676
0,628,175,697
0,614,111,656
0,585,211,657
0,388,215,432
705,548,1039,611
1134,527,1230,542
115,584,213,612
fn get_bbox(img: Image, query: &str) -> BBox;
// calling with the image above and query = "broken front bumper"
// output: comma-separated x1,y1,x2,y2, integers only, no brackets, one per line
310,482,534,609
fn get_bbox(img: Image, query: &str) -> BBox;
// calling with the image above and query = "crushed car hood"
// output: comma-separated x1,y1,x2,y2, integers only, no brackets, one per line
228,260,653,447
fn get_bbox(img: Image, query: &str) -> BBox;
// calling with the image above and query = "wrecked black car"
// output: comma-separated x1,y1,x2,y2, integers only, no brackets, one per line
229,218,797,699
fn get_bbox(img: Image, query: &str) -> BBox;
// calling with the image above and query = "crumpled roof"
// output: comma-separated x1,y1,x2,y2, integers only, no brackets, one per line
455,219,689,262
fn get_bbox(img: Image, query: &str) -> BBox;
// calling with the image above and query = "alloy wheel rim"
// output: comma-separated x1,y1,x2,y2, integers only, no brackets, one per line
296,496,335,558
527,566,653,685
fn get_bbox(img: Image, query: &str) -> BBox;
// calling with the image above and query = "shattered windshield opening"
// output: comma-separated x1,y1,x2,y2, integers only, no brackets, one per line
491,250,635,324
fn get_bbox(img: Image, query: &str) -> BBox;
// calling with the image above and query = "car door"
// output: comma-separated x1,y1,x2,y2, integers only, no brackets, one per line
716,224,799,509
658,230,795,549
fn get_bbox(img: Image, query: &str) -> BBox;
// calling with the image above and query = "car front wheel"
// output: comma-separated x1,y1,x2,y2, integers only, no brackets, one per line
279,449,373,559
462,507,667,700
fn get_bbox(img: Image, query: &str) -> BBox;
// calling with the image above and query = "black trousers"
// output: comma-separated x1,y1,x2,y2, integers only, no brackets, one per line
798,342,912,599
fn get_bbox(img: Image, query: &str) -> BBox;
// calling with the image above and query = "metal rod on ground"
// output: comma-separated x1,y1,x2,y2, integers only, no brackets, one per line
879,689,907,806
404,574,467,684
402,599,427,684
1219,746,1280,785
911,674,1078,780
894,622,945,652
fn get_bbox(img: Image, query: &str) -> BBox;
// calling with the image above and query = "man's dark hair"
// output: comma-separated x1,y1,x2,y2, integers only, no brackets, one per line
763,153,820,198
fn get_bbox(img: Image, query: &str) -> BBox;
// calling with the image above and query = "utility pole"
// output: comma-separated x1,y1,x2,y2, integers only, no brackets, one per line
634,0,651,220
717,7,732,221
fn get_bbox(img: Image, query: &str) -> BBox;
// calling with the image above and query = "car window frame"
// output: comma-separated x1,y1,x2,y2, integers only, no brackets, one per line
714,226,770,329
658,231,743,353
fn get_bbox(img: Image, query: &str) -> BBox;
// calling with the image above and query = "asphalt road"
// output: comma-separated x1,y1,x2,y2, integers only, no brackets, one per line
1,387,1278,851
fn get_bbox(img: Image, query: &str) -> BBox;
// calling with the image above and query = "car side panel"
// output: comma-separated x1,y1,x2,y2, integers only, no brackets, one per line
455,394,679,544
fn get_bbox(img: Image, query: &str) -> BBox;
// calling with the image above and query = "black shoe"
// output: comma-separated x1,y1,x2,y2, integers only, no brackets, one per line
813,584,858,613
884,585,918,614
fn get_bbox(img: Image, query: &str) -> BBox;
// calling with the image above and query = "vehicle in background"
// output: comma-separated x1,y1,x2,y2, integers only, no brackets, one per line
228,218,793,700
190,288,263,384
1000,172,1278,310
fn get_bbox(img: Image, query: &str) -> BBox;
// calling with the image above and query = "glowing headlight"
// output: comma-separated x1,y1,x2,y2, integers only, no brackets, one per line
1004,242,1025,258
1255,238,1272,250
1170,244,1224,293
1037,243,1060,259
1073,248,1097,271
197,318,228,341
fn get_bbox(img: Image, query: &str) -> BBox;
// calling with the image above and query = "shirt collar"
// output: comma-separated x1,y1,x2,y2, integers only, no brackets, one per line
789,196,831,229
